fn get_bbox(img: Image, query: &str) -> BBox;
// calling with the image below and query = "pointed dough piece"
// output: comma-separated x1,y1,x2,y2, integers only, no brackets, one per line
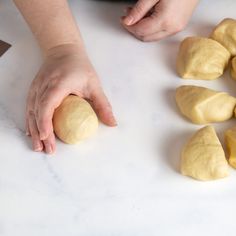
211,18,236,57
181,126,229,181
231,57,236,80
177,37,230,80
225,126,236,168
53,95,98,144
176,85,236,124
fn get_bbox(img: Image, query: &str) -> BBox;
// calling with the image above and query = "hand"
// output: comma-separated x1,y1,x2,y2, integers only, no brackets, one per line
121,0,199,42
26,44,116,154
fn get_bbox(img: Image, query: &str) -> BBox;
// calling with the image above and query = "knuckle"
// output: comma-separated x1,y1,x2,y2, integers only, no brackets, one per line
39,97,49,106
162,19,185,33
30,130,38,138
28,110,35,117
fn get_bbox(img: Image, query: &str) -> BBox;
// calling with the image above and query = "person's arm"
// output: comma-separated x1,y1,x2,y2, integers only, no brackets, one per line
14,0,116,154
13,0,84,54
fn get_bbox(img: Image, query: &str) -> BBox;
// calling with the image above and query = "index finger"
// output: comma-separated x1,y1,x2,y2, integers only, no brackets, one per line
36,87,69,140
122,12,163,38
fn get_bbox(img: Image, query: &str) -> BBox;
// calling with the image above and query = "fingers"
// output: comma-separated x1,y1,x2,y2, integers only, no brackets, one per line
90,88,117,127
42,132,56,154
36,86,69,141
123,0,159,26
122,12,163,40
136,30,172,42
28,110,43,152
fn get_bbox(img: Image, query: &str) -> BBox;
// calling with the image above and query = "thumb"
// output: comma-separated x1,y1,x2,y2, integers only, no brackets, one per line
123,0,158,26
90,88,117,127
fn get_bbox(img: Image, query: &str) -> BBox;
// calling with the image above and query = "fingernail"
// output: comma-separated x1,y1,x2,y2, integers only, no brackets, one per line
124,16,134,25
110,115,118,126
46,144,53,154
34,144,42,152
25,131,30,136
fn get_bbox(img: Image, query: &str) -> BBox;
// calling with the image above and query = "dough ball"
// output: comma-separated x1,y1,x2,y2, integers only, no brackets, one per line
231,57,236,80
181,126,229,181
175,85,236,124
176,37,230,80
53,95,98,144
211,18,236,57
225,126,236,169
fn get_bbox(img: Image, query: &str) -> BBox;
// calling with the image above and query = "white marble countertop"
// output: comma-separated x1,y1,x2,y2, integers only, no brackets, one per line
1,0,236,235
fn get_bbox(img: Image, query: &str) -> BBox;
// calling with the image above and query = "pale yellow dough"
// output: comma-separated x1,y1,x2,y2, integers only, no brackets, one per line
225,126,236,169
53,95,98,144
211,18,236,57
175,85,236,124
231,57,236,80
181,126,229,181
176,37,230,80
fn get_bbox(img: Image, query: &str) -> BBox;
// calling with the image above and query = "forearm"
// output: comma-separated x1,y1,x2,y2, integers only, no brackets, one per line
13,0,85,55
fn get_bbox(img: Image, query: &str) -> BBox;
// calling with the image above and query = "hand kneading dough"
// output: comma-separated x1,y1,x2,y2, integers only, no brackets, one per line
231,57,236,80
225,127,236,169
181,126,229,181
53,95,98,144
175,85,236,124
211,18,236,57
176,37,230,80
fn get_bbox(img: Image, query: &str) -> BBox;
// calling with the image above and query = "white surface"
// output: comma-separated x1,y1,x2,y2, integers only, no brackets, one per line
1,0,236,235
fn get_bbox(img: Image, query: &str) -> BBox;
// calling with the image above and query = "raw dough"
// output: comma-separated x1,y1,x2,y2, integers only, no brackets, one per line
181,126,229,181
175,85,236,124
211,18,236,57
231,57,236,80
176,37,230,80
53,95,98,144
225,126,236,169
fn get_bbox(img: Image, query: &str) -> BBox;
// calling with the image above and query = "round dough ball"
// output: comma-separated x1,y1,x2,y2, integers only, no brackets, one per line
175,85,236,124
53,95,98,144
176,37,230,80
231,56,236,80
211,18,236,57
181,126,229,181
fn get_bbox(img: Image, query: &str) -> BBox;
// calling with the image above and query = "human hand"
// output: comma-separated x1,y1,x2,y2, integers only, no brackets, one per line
26,44,116,154
121,0,199,42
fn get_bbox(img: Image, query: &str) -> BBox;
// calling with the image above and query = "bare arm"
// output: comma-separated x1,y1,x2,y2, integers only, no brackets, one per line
13,0,84,54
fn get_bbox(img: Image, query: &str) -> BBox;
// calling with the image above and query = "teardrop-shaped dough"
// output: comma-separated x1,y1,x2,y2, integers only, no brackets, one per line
176,85,236,124
176,37,230,80
231,57,236,80
53,95,98,144
211,18,236,57
181,126,229,181
225,126,236,169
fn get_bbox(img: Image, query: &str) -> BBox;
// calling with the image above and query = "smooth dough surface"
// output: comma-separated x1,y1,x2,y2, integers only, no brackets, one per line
231,57,236,80
181,126,229,181
211,18,236,57
176,37,230,80
175,85,236,124
53,95,98,144
225,126,236,169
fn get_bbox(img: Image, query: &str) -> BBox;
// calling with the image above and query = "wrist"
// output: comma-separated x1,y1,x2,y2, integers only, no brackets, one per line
44,43,87,59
